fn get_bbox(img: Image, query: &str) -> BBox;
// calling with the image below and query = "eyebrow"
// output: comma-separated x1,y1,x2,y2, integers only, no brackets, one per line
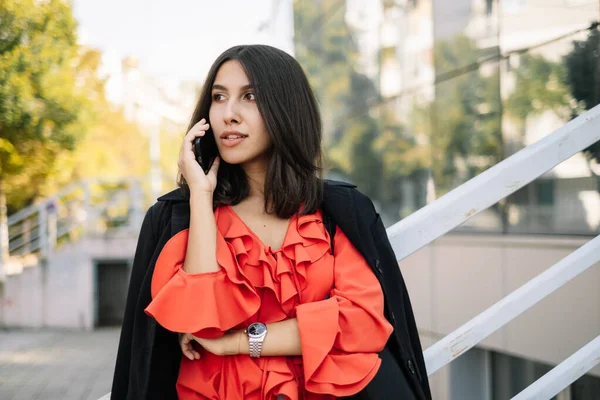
212,84,253,92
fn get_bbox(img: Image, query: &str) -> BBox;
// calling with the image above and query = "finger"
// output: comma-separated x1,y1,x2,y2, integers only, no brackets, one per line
183,124,211,150
187,340,201,359
188,124,210,138
180,334,202,360
182,346,196,361
189,118,208,132
180,337,190,353
187,121,210,138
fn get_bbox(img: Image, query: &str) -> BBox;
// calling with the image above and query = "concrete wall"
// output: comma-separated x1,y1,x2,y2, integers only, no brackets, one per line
3,265,45,328
400,232,600,393
2,233,137,330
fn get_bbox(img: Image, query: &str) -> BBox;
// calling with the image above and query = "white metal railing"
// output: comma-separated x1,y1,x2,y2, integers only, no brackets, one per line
422,234,600,374
386,103,600,398
512,336,600,400
0,177,145,279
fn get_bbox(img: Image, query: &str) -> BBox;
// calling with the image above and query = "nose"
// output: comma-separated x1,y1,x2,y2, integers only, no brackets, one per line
223,98,240,125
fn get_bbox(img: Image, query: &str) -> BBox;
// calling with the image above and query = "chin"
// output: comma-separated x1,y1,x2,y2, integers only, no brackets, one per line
219,146,264,165
220,153,253,166
221,150,270,168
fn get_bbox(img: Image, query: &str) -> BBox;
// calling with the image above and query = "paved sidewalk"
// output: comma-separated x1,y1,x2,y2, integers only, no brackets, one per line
0,327,120,400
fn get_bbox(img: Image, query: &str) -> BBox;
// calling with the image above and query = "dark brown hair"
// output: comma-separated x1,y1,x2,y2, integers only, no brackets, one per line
177,45,323,218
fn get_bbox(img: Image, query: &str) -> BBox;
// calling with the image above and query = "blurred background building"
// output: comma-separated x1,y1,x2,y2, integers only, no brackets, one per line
2,0,600,399
292,0,600,398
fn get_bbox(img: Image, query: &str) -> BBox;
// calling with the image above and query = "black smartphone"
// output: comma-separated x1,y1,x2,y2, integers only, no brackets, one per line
193,131,219,174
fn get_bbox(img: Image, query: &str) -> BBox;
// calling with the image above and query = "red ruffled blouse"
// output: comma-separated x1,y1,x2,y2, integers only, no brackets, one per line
145,205,393,399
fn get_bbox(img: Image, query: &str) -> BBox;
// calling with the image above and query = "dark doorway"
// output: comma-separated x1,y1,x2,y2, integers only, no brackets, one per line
95,261,130,327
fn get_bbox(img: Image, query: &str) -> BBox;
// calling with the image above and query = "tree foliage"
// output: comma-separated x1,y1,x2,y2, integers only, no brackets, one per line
421,35,504,194
563,28,600,164
294,0,388,200
0,0,93,211
0,1,158,214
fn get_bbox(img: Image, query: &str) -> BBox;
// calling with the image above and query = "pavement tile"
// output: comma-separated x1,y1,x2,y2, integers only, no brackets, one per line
0,327,120,400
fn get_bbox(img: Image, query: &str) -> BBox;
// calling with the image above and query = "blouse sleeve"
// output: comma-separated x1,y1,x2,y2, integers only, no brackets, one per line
295,227,394,396
144,229,260,339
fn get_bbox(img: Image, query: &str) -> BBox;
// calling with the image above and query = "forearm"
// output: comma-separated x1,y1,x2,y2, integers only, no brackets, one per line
183,190,219,274
237,318,302,357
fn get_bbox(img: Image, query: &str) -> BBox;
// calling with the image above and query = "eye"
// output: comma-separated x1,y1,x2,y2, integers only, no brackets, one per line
244,92,256,101
212,93,225,101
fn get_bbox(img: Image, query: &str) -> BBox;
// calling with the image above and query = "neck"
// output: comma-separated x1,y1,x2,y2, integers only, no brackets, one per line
242,160,268,201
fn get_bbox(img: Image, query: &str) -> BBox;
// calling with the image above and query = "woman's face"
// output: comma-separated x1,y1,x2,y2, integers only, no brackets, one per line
208,60,271,169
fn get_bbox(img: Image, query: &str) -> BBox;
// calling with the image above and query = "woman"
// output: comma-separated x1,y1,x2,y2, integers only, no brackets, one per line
111,45,431,400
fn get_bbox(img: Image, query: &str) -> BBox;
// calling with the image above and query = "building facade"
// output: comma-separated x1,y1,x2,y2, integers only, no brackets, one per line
293,0,600,398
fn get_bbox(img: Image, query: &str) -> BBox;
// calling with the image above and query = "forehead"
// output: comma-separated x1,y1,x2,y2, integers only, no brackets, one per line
213,60,250,89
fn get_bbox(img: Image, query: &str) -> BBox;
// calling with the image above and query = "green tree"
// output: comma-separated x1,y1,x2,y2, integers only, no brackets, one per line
0,0,92,214
505,53,571,151
294,0,355,146
328,70,384,198
563,28,600,184
294,0,385,199
507,28,600,188
419,35,507,229
431,35,503,192
294,0,435,213
564,28,600,115
48,49,150,189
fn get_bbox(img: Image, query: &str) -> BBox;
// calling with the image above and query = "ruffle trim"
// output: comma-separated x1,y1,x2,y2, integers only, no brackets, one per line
220,205,331,315
145,206,332,335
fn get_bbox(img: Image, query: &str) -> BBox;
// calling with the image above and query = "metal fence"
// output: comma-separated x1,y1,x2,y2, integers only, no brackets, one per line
0,178,144,279
387,104,600,398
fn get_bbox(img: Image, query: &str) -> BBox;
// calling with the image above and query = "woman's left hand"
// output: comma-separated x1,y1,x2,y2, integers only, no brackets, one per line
188,331,244,357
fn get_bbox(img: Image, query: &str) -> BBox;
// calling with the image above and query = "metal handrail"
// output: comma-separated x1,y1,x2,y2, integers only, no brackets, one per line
387,104,600,262
512,336,600,399
6,181,81,226
6,176,139,226
1,178,144,278
423,235,600,375
380,104,600,389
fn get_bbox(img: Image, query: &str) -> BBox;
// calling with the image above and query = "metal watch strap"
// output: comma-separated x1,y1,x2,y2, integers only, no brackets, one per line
249,337,263,358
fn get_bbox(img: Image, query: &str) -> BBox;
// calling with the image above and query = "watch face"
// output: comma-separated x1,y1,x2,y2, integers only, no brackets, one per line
247,323,267,337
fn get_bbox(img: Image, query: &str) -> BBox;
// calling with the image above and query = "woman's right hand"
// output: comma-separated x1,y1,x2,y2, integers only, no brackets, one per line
179,332,202,361
177,118,220,194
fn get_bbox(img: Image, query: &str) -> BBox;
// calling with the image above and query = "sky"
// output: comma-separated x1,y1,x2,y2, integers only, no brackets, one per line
72,0,278,82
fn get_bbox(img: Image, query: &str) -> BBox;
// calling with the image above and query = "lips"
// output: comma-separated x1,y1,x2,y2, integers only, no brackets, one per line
220,131,248,139
219,131,248,148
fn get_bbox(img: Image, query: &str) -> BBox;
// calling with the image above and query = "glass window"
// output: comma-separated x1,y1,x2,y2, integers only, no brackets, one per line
293,0,600,234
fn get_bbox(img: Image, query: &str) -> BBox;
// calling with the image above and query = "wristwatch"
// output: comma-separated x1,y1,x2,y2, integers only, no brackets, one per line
246,322,267,358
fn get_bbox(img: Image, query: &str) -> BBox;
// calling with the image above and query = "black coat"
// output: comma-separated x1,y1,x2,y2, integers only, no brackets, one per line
110,180,432,400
